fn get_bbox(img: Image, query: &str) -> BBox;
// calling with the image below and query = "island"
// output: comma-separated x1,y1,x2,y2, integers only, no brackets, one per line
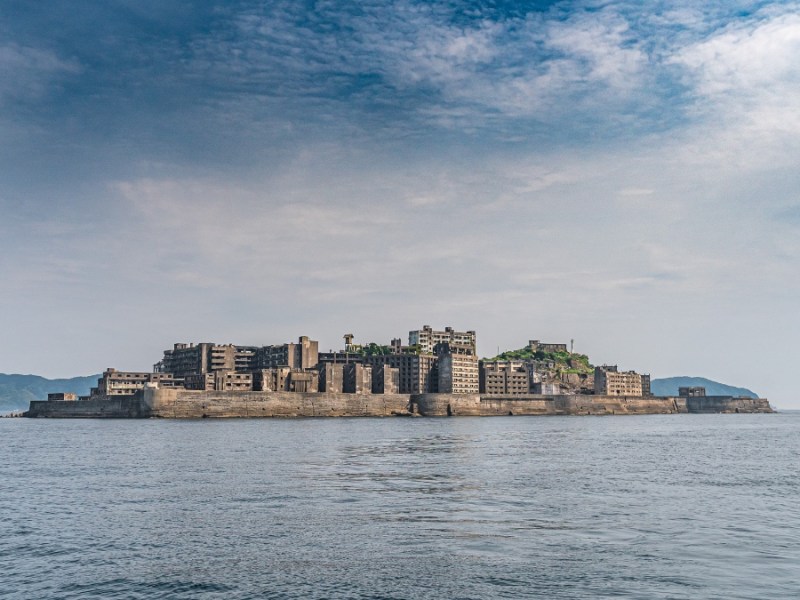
25,325,773,418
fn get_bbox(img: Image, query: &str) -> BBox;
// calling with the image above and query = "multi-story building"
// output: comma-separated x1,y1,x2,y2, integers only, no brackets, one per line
594,365,644,396
365,353,438,394
480,360,532,394
157,337,318,377
256,336,319,370
409,325,476,354
641,374,652,397
156,343,235,378
92,368,177,396
434,342,479,394
317,350,365,365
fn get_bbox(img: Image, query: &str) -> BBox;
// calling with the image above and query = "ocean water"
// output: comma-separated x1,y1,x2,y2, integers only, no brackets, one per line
1,413,798,599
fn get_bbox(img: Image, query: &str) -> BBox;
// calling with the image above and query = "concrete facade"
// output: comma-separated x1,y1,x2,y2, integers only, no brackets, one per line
528,340,568,353
372,364,400,394
365,353,438,394
435,343,479,394
343,363,372,394
93,368,177,397
594,365,645,396
256,336,319,370
409,325,476,354
480,360,532,394
319,363,345,393
679,386,706,397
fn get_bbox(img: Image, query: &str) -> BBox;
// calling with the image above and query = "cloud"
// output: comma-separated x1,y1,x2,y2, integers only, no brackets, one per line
670,6,800,165
0,43,80,106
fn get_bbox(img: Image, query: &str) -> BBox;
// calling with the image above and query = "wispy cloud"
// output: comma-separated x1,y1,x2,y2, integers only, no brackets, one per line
0,43,80,106
670,6,800,165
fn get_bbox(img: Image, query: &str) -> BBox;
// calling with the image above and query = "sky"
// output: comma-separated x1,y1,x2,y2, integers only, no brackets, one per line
1,0,799,406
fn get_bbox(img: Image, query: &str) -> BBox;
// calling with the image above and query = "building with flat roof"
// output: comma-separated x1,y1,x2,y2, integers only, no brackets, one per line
408,325,476,354
92,368,177,397
528,340,568,354
594,365,644,396
480,360,533,394
679,386,706,397
365,353,438,394
256,336,319,371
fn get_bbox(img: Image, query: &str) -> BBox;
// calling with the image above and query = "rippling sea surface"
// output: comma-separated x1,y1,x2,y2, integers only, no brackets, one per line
2,414,799,599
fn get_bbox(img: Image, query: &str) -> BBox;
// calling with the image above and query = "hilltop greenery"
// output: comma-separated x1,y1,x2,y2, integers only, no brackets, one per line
484,347,594,376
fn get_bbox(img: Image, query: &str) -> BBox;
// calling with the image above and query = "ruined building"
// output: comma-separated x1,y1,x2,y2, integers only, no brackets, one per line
594,365,650,396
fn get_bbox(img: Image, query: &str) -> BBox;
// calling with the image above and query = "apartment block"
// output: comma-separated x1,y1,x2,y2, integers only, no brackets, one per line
594,365,644,396
408,325,476,354
256,336,319,370
434,342,479,394
365,353,438,394
480,360,532,394
93,368,177,396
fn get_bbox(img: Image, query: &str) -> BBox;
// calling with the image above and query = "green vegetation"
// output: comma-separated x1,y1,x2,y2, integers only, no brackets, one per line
358,343,393,356
483,347,594,377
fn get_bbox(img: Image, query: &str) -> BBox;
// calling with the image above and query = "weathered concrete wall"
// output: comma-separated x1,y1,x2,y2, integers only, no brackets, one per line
26,396,148,418
144,388,411,418
412,394,692,416
25,390,771,418
686,396,773,413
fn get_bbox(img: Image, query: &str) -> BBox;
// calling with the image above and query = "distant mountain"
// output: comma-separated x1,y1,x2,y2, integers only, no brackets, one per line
0,373,99,414
650,377,758,398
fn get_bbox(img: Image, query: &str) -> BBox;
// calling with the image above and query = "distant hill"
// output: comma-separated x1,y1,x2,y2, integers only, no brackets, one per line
0,373,99,414
650,377,758,398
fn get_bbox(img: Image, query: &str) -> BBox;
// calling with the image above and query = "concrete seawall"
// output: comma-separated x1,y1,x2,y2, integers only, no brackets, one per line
411,394,691,416
686,396,773,413
25,389,773,418
144,388,411,418
26,396,150,418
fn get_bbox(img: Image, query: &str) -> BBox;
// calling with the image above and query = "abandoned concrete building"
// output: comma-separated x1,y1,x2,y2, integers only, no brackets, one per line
594,365,651,396
91,368,178,397
528,340,568,354
679,386,706,397
90,326,487,398
409,325,476,354
479,360,533,395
